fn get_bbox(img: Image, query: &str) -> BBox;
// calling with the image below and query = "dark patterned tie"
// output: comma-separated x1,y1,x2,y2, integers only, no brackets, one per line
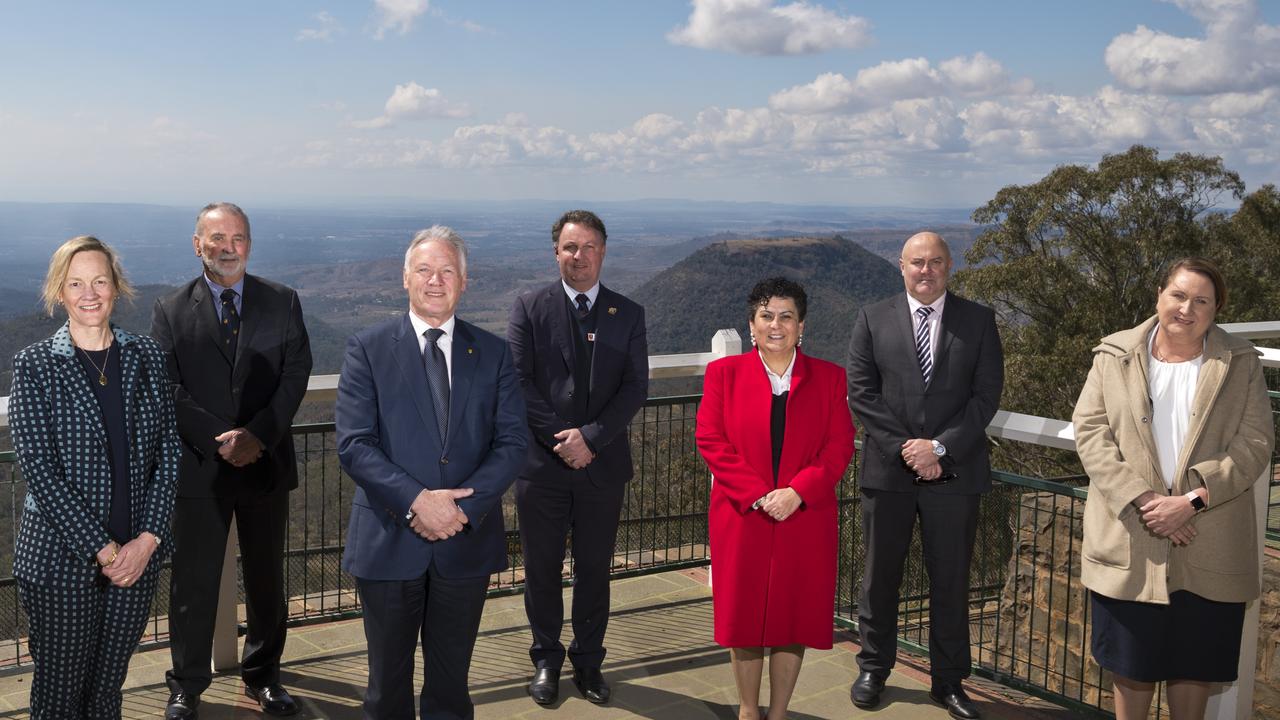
575,293,590,318
220,288,241,357
422,328,450,439
915,306,934,385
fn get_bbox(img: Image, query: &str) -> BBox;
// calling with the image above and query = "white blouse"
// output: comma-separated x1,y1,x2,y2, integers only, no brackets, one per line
1147,329,1204,490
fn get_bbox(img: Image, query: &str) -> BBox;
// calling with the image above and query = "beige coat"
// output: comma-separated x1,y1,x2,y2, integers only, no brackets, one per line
1074,316,1274,604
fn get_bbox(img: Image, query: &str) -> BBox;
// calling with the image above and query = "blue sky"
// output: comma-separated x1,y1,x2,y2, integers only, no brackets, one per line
1,0,1276,208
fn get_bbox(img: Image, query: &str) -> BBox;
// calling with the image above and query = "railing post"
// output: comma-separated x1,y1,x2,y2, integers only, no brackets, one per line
1204,467,1269,720
211,517,240,670
710,328,741,359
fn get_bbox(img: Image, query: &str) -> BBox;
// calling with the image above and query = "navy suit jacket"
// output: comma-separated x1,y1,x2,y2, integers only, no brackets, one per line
507,282,648,484
150,274,312,497
337,313,528,581
9,324,181,585
847,291,1003,495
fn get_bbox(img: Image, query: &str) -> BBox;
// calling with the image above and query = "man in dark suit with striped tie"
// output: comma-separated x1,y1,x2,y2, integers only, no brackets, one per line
846,232,1003,719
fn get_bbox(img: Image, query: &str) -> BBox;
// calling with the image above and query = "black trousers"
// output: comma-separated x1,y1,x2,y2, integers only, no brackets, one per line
856,487,980,684
516,473,625,670
357,567,489,720
167,492,289,696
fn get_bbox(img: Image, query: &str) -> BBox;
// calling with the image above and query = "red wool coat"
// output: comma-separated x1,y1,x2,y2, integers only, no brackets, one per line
696,349,856,648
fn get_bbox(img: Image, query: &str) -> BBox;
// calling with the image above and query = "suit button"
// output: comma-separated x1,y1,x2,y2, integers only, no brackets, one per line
568,391,574,398
440,457,449,465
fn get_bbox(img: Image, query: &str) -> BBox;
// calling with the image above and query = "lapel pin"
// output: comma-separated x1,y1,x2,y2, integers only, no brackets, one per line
608,307,617,315
468,347,474,354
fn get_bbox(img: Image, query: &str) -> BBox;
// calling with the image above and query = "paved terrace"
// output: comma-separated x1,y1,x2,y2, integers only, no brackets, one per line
0,570,1069,720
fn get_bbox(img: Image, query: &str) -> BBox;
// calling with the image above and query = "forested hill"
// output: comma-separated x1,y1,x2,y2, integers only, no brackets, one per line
633,235,902,365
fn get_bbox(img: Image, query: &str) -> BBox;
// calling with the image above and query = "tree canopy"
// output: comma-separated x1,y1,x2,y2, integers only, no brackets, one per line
954,145,1279,473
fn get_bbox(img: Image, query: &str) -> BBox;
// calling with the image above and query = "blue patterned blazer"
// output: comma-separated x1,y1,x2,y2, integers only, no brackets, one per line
8,323,181,586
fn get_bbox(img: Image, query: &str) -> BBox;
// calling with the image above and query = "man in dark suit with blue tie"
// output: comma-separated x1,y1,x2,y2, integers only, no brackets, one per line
337,225,527,720
507,210,648,706
152,203,312,719
846,232,1003,720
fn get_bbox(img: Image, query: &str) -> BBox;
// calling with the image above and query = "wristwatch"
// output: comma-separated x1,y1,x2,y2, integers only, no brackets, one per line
1185,491,1206,512
931,440,947,457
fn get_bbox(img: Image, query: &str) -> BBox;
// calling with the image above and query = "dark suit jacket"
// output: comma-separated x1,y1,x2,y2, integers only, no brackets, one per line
9,324,181,584
150,274,312,498
847,291,1003,494
507,282,648,484
336,314,528,581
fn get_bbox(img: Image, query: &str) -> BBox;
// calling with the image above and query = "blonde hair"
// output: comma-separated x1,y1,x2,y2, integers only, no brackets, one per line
42,235,136,316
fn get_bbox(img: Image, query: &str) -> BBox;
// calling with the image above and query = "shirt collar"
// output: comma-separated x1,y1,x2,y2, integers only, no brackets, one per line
758,349,797,395
204,273,245,300
562,281,600,308
906,290,947,317
408,311,456,339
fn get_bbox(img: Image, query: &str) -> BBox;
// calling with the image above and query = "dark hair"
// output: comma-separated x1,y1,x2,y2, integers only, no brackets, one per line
552,210,607,246
747,277,807,323
195,202,252,241
1161,256,1227,311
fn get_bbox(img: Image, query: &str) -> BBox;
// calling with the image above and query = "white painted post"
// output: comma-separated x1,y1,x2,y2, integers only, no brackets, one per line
211,517,240,670
710,328,741,359
1204,467,1269,720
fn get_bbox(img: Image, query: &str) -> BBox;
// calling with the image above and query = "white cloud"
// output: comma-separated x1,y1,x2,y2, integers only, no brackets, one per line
1105,0,1280,94
297,11,343,42
372,0,429,39
667,0,871,56
770,54,1030,114
352,82,471,129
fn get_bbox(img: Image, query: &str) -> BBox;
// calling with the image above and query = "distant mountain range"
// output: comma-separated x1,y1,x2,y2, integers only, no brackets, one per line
634,235,904,364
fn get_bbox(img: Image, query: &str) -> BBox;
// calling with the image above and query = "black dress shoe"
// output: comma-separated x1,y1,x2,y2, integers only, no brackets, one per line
245,684,299,716
528,667,561,705
930,683,981,720
572,667,611,704
165,691,200,720
850,670,886,709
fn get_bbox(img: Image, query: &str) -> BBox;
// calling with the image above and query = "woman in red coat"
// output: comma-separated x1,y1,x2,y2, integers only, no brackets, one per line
697,277,856,720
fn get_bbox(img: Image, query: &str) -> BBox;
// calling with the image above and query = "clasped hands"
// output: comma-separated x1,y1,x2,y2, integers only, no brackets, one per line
753,487,803,522
1132,490,1201,546
96,532,159,588
901,438,941,481
408,487,474,541
215,427,264,467
553,427,594,470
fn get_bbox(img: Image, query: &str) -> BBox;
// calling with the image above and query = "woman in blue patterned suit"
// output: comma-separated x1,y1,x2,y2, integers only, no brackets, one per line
8,236,181,718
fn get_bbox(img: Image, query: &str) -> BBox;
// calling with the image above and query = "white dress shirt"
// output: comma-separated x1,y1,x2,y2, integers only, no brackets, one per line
561,281,600,311
906,291,947,361
408,311,455,386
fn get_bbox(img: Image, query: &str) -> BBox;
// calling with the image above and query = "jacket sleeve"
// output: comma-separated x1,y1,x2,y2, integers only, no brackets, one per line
9,353,113,561
1190,352,1275,509
696,360,771,514
336,332,432,516
454,343,529,529
150,296,231,461
580,305,649,453
787,367,856,509
847,306,913,453
1073,353,1150,519
244,290,313,450
507,293,571,449
136,341,182,555
933,306,1004,460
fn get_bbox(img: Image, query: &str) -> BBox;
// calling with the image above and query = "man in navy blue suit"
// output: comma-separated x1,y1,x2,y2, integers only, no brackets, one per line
507,210,648,706
337,225,527,720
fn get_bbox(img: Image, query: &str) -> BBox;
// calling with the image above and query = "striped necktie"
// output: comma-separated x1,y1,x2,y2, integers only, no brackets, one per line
915,306,934,385
422,328,450,439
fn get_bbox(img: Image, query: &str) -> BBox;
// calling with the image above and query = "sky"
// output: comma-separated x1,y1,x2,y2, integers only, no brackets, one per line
1,0,1277,209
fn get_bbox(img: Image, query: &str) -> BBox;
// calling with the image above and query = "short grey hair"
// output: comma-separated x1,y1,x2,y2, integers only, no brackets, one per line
195,202,252,241
403,225,467,277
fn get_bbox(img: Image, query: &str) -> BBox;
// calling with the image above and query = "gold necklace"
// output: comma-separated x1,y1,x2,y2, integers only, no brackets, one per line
78,343,111,386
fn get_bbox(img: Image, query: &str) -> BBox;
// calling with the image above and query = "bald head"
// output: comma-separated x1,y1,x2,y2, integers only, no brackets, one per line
899,231,952,304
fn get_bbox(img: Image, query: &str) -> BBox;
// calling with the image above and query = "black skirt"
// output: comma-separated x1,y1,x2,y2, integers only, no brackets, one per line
1090,590,1245,683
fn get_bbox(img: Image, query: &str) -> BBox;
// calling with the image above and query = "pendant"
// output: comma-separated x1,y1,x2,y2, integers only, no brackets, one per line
98,374,108,386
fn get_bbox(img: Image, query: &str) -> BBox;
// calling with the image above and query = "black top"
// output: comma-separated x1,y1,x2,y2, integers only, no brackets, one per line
76,341,131,543
770,391,788,484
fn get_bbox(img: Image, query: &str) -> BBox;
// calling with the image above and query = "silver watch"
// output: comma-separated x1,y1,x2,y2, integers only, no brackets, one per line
931,440,947,457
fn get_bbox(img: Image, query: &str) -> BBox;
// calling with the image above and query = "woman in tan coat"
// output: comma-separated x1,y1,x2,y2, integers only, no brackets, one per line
1073,257,1274,720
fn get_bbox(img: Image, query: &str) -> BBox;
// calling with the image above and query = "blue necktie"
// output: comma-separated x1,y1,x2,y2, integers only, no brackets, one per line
423,328,449,439
915,306,934,385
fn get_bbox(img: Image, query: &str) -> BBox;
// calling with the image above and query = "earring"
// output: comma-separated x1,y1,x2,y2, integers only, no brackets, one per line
750,333,757,347
798,334,803,347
